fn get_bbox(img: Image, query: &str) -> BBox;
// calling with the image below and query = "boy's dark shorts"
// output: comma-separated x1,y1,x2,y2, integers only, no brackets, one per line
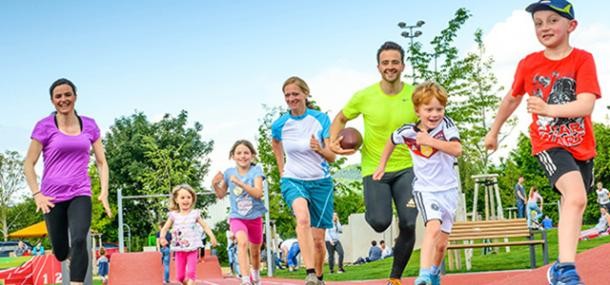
535,147,594,194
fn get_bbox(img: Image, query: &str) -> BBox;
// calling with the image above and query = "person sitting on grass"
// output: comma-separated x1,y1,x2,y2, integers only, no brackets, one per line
353,240,382,265
380,240,393,259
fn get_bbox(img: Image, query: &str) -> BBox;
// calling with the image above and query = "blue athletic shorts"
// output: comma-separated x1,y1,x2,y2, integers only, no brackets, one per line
280,177,334,228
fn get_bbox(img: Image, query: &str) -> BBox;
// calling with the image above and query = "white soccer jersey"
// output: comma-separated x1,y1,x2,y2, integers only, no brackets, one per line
272,108,331,180
392,116,460,192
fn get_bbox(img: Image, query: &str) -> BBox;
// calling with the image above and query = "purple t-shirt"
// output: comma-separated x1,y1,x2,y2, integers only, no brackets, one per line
31,114,100,202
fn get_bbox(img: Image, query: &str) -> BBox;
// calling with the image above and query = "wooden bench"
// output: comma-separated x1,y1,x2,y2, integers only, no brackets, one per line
447,218,549,269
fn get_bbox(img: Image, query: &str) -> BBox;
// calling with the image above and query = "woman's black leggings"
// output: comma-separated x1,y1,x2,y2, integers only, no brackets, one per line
44,196,92,282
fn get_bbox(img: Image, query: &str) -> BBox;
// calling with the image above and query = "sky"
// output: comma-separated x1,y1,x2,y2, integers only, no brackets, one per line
2,1,609,224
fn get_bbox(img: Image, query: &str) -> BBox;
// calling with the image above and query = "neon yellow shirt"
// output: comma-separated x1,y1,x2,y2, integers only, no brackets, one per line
342,82,416,176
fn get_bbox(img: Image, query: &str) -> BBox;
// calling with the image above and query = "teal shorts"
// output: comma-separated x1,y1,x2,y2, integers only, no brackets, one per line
280,177,334,229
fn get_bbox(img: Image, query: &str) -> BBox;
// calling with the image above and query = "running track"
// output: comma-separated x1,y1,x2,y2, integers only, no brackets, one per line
112,243,610,285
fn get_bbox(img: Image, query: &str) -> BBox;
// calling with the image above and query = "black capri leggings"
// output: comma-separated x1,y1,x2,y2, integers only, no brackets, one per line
44,196,92,282
363,168,418,279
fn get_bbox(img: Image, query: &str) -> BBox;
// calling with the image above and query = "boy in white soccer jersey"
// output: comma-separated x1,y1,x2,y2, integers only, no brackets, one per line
373,81,462,285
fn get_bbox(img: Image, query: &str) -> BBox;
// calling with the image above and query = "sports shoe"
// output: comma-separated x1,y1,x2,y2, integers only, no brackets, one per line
305,273,319,285
387,278,402,285
547,262,583,285
414,273,433,285
338,268,345,273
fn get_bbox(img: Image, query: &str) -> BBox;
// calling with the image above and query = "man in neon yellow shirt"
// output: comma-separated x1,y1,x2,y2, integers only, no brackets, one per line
330,41,417,285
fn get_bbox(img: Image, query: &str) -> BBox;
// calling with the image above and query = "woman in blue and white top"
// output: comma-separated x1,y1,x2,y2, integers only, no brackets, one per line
271,76,336,285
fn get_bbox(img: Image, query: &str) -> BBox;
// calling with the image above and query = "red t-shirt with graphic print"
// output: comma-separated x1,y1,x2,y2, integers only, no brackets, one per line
511,48,601,160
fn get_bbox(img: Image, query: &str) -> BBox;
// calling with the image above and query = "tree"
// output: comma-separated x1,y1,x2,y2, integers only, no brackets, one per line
0,151,25,241
102,110,215,242
5,199,40,238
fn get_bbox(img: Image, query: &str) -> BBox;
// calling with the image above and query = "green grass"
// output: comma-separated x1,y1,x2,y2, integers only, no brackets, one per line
0,256,32,270
268,228,610,281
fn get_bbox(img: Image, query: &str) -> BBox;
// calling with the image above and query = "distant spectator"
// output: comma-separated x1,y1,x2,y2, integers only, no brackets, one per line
353,240,382,265
279,238,301,271
579,207,610,240
97,247,109,284
286,240,301,271
228,234,240,277
526,186,543,229
515,176,526,218
14,241,29,257
596,182,610,212
380,240,393,259
31,241,45,256
594,207,610,233
542,215,553,230
325,212,345,273
156,221,172,284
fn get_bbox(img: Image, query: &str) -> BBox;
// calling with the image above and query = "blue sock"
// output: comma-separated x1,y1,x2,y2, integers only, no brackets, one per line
430,265,440,275
419,267,433,276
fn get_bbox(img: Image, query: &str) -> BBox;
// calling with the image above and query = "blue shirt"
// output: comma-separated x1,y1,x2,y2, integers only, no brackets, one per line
368,246,382,261
271,108,331,180
541,217,553,229
224,165,267,219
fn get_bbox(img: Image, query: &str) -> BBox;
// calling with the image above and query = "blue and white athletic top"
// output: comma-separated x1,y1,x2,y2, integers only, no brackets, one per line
272,108,331,180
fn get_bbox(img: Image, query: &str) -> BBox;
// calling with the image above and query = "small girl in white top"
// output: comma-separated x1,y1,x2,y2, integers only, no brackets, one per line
160,184,217,285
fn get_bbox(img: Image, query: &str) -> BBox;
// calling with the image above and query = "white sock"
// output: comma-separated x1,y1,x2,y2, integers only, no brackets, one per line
241,275,250,283
251,269,260,280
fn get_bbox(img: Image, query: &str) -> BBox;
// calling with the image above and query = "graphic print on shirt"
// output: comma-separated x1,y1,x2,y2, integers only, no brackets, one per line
172,228,191,248
532,73,584,147
233,177,254,217
401,128,448,158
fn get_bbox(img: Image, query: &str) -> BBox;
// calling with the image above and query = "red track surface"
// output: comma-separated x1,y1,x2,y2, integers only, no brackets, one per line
111,244,610,285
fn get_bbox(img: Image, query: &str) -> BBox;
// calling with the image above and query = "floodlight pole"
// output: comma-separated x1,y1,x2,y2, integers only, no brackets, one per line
397,20,425,83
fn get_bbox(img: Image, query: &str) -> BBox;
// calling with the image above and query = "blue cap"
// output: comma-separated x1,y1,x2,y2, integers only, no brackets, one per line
526,0,575,20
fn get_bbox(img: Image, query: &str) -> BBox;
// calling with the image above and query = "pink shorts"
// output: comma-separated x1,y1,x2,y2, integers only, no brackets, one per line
229,217,263,244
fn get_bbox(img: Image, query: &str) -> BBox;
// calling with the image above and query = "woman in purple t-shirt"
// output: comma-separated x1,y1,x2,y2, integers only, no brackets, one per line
23,78,112,284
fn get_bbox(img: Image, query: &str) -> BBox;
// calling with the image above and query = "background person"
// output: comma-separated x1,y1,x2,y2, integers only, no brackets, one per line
324,212,345,273
156,221,172,284
527,186,544,228
595,182,610,212
515,176,527,218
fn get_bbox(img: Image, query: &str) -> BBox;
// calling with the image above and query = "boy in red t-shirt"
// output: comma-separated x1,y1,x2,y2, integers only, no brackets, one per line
485,1,601,284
